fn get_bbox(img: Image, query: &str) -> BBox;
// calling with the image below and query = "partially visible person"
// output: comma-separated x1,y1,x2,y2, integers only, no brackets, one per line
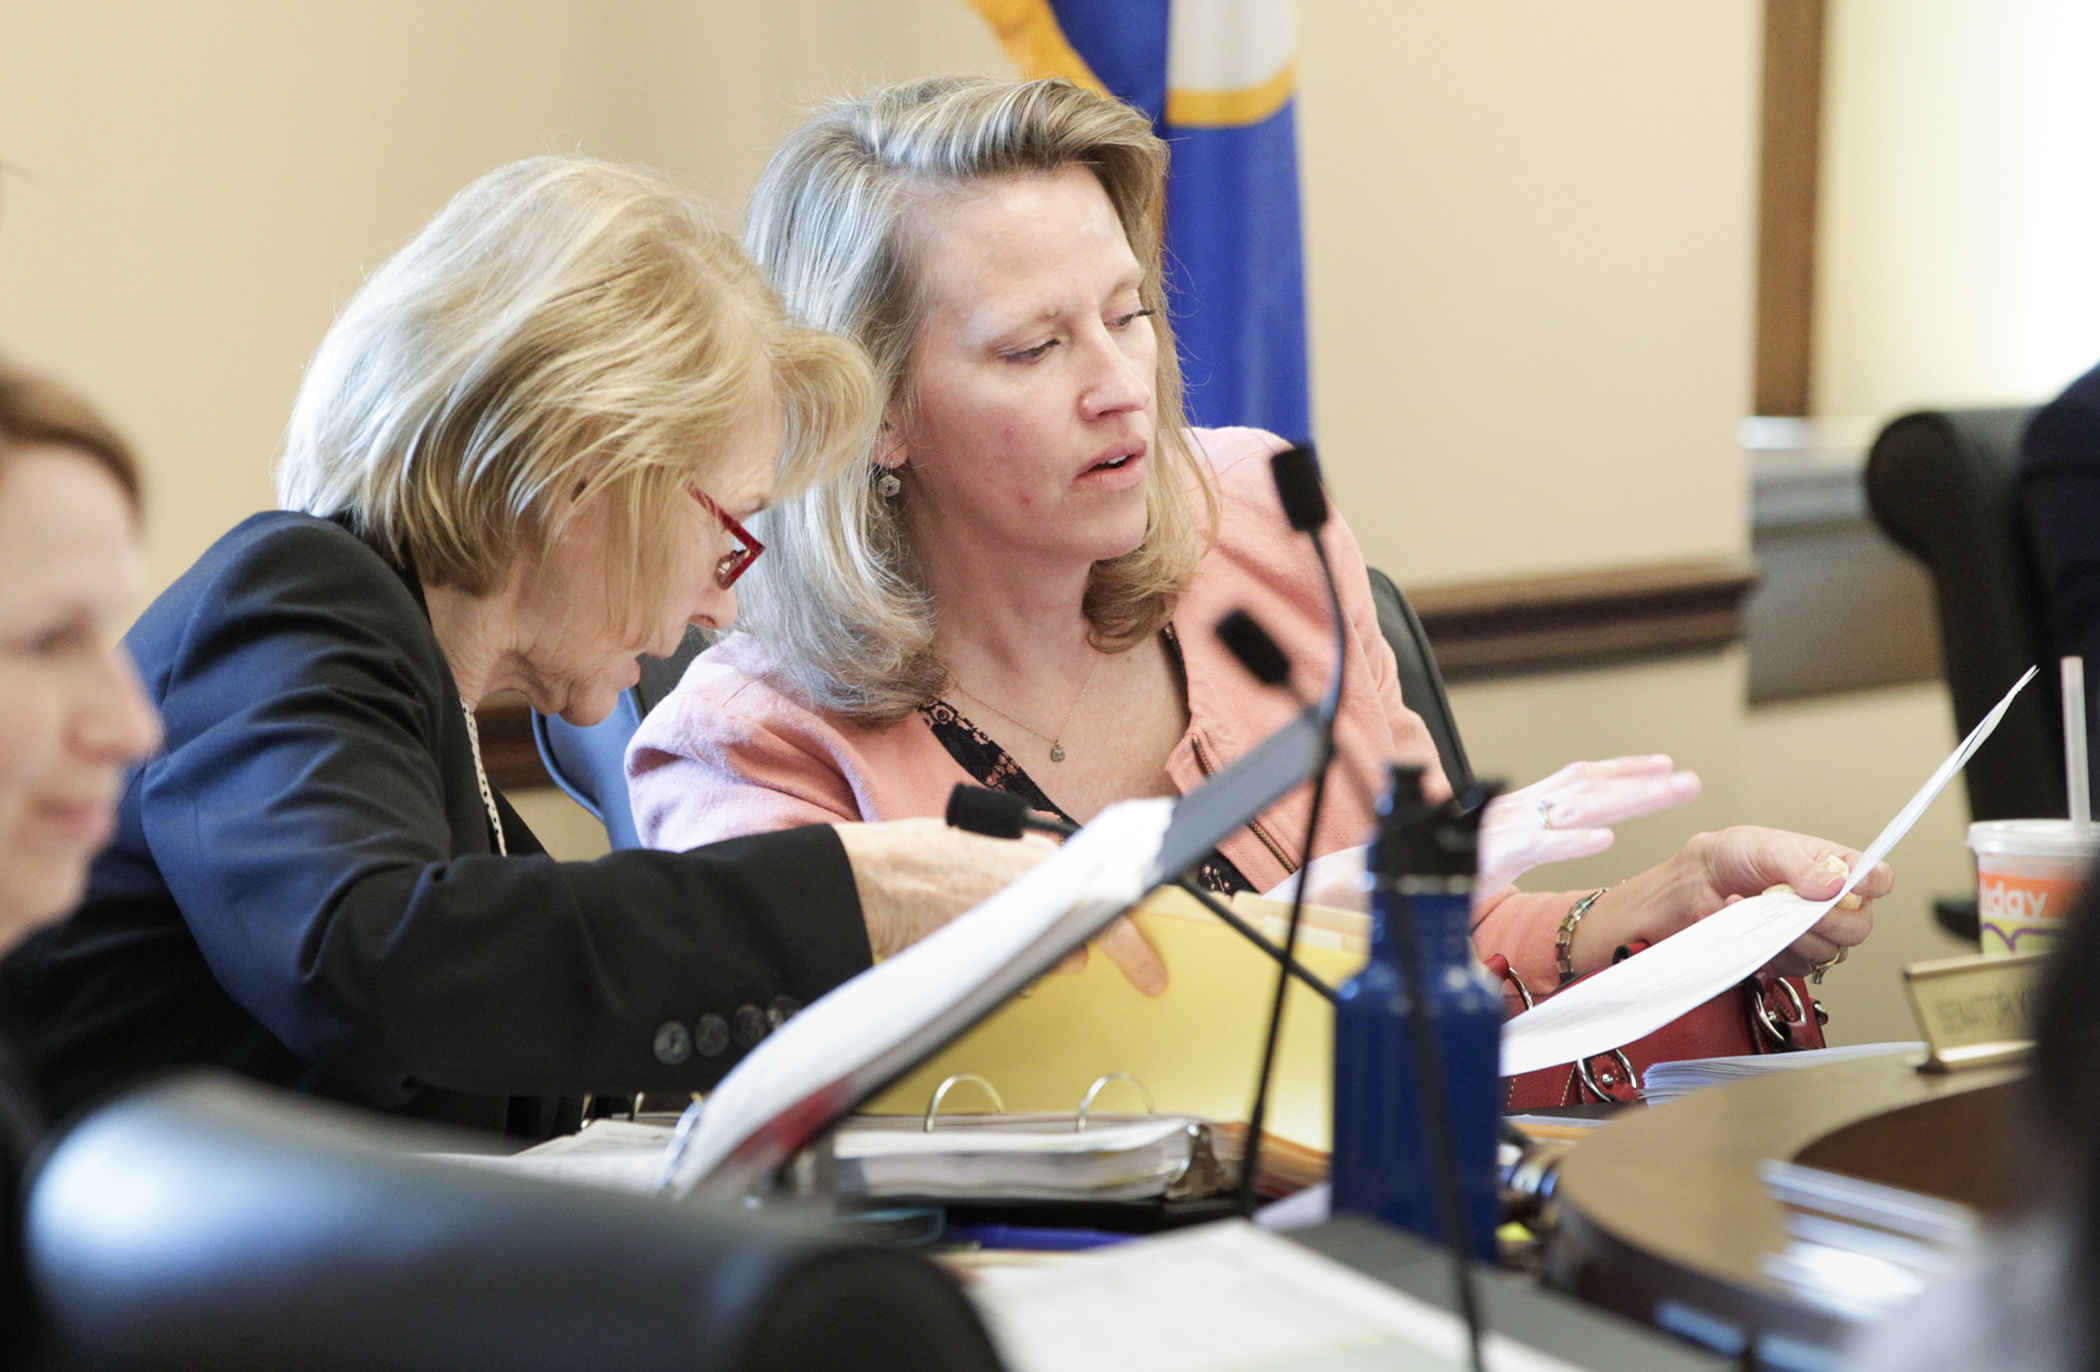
0,156,1152,1152
0,355,162,1369
1844,864,2100,1372
2021,360,2100,682
628,75,1888,999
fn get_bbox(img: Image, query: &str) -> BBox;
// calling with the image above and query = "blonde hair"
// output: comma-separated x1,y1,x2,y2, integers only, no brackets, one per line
742,76,1217,723
277,155,875,637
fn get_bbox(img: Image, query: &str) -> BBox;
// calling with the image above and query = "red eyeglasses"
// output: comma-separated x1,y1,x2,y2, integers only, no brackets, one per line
690,488,765,589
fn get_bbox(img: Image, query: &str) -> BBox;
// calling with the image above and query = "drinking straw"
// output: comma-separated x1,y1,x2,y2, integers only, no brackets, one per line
2065,656,2090,835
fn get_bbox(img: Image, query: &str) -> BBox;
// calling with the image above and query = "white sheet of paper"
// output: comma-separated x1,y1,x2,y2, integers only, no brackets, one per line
969,1219,1579,1372
1262,843,1368,910
658,798,1173,1197
1499,666,2035,1077
430,1119,672,1192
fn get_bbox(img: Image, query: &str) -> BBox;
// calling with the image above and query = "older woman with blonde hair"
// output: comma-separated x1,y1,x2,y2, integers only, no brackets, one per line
0,155,1116,1139
629,76,1889,998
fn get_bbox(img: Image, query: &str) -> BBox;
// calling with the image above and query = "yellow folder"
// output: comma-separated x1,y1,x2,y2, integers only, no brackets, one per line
866,889,1370,1151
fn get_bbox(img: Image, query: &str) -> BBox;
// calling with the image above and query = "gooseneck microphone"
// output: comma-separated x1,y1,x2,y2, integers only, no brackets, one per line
1221,458,1492,1372
1234,445,1348,1219
943,785,1337,1004
1215,610,1293,691
944,784,1073,842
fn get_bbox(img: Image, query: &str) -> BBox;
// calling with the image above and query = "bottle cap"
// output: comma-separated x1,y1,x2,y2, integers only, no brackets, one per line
1370,764,1497,878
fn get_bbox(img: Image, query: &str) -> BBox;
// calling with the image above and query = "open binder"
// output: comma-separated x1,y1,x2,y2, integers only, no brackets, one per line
837,1073,1228,1205
658,709,1330,1200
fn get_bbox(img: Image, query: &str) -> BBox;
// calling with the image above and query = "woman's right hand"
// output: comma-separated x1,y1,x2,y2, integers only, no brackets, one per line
832,818,1167,995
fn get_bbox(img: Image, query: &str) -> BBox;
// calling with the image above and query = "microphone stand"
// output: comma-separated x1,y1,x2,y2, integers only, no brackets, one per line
1235,449,1347,1216
943,785,1336,1003
1218,450,1492,1372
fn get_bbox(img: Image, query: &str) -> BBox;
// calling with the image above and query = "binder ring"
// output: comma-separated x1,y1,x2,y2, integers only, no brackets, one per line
1076,1073,1155,1132
924,1073,1006,1131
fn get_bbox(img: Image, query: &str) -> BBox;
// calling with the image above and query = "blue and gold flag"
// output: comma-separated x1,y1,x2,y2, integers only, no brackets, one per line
969,0,1310,440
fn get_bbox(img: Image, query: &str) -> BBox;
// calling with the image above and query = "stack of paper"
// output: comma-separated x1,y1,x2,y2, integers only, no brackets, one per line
836,1113,1221,1202
1759,1158,1976,1322
1640,1043,1925,1106
969,1220,1580,1372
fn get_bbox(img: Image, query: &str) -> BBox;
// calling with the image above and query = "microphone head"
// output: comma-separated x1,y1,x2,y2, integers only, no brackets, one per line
945,784,1031,840
1215,609,1293,689
1269,444,1328,534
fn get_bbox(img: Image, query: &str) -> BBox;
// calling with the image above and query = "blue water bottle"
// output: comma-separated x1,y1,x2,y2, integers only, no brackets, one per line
1331,765,1503,1258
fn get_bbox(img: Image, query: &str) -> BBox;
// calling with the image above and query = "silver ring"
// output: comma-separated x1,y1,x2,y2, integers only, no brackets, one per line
1538,798,1557,830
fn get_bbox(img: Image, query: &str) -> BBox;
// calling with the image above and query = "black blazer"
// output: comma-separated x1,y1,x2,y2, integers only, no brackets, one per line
0,1041,56,1372
2022,359,2100,670
0,514,869,1137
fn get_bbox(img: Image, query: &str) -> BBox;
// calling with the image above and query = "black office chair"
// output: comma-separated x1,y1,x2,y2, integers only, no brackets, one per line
29,1073,1000,1372
1864,408,2048,941
533,627,713,849
533,575,1476,848
1366,566,1474,793
1863,407,2051,822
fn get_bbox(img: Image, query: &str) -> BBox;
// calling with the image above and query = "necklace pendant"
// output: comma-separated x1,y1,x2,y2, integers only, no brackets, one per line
1049,742,1066,763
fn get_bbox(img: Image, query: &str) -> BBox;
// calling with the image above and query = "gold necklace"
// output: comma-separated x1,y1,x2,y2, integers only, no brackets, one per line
948,654,1101,764
460,698,507,856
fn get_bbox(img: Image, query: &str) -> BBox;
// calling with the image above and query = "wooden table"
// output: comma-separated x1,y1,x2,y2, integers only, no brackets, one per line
1546,1052,2022,1362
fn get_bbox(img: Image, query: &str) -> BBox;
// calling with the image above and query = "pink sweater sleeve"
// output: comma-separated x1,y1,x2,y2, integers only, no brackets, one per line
1471,886,1580,1001
627,662,867,852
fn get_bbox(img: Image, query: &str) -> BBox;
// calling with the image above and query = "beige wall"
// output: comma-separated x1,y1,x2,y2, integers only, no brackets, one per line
6,3,591,590
1817,0,2100,420
1743,683,1976,1046
0,1,1005,596
5,0,1758,598
1299,1,1759,587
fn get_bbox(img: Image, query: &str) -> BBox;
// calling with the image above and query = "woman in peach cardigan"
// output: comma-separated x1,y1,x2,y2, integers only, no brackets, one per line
629,76,1887,998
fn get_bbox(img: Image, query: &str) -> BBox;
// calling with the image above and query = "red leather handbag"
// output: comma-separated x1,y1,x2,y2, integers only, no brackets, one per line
1486,944,1827,1110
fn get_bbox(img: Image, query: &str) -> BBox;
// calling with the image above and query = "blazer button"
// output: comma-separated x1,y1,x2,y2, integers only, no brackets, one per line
694,1013,730,1058
652,1021,692,1066
732,1004,769,1049
767,994,803,1029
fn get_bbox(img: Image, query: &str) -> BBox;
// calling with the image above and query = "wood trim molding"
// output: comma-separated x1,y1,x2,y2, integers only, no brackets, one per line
1755,0,1827,416
1408,559,1761,682
478,559,1762,788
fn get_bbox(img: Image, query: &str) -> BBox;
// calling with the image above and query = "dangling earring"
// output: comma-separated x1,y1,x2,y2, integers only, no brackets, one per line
875,469,902,498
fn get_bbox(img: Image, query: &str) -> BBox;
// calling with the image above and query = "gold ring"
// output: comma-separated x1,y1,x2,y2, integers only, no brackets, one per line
1538,798,1556,830
1809,946,1846,984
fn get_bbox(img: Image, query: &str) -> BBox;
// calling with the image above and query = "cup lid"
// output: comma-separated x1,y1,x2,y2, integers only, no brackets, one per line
1966,818,2100,857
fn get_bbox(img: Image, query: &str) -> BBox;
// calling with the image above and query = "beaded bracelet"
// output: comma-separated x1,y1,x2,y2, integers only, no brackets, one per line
1555,887,1609,986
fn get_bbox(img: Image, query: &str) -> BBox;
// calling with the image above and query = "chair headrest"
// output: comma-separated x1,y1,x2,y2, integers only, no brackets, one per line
28,1074,999,1372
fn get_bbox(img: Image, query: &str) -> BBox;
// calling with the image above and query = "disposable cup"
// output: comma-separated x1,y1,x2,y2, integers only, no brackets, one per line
1968,820,2100,958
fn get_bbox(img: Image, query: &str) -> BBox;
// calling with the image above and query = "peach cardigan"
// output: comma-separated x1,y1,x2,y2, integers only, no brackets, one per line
628,428,1572,994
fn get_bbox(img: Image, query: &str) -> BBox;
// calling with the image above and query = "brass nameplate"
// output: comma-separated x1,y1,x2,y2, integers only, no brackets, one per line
1902,951,2046,1073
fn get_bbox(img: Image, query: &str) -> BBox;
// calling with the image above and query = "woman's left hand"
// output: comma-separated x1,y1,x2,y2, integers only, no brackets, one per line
1477,755,1702,892
1571,826,1893,980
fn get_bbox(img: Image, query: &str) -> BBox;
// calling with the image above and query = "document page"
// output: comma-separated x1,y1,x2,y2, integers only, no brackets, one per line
1499,667,2034,1078
969,1220,1578,1372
